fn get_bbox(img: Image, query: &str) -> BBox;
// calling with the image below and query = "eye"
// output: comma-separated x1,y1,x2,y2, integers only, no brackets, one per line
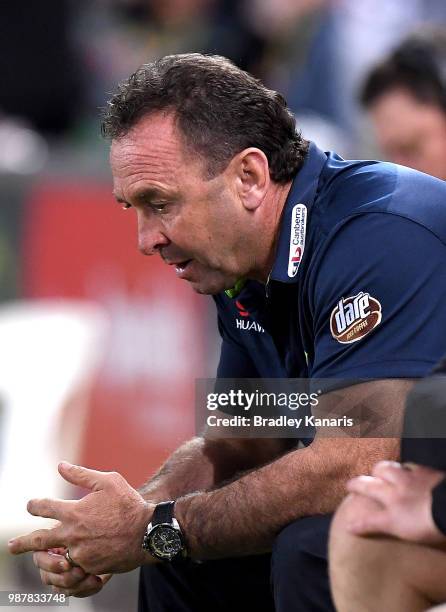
122,203,132,210
152,203,167,212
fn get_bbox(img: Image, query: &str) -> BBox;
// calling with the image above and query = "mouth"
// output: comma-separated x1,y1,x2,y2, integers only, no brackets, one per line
175,260,192,276
165,259,193,278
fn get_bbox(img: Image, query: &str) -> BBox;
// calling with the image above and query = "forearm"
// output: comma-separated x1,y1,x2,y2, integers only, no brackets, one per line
175,437,399,559
138,438,209,502
139,436,290,502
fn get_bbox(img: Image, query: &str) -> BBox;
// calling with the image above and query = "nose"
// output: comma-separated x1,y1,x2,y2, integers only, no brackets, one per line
137,214,170,256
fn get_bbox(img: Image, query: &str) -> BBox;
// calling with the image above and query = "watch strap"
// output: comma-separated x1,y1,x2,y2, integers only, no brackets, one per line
152,500,175,525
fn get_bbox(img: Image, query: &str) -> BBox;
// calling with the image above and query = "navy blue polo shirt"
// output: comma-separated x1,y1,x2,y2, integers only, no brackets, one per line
214,142,446,386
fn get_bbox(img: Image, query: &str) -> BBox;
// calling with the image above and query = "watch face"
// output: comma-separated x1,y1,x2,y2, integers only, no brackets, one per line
148,525,183,560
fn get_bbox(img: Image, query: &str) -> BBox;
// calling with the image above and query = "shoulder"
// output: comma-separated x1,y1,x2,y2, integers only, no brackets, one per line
311,160,446,247
312,211,446,290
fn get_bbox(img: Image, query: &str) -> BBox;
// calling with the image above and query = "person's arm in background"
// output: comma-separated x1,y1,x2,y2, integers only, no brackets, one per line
341,370,446,546
343,460,446,545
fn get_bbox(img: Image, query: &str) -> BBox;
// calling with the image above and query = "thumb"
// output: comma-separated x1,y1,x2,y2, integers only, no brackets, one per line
58,462,109,491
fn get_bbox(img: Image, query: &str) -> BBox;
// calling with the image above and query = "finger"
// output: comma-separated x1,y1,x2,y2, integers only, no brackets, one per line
27,498,72,521
40,567,87,589
49,548,68,556
372,460,402,475
99,574,113,587
8,527,64,555
52,574,103,598
33,551,71,573
373,461,443,490
58,462,115,492
401,462,443,477
372,461,410,486
347,475,393,505
347,508,391,536
401,462,419,471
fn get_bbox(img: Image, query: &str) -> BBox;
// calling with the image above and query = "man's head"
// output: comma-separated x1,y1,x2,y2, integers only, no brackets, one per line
360,29,446,180
102,53,308,294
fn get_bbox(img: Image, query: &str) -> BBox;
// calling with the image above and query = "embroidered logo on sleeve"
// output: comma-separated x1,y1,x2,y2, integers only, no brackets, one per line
234,301,265,333
330,291,382,344
287,204,307,278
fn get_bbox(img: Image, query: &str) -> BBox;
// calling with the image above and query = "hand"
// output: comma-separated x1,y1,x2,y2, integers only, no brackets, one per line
8,462,155,574
346,460,446,545
34,549,112,598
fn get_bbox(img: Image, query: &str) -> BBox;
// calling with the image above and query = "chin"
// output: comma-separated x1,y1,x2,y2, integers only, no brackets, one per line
189,274,238,296
189,281,226,295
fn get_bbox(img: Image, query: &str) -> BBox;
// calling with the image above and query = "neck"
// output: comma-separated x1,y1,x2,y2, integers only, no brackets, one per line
250,180,293,283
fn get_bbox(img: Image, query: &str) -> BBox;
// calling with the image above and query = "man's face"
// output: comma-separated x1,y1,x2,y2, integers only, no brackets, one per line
110,113,255,294
368,87,446,180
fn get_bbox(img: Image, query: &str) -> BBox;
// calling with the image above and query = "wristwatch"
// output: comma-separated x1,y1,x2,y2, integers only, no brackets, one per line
142,501,186,561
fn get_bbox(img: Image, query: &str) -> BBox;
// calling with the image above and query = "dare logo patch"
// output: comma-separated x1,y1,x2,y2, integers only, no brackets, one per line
330,291,382,344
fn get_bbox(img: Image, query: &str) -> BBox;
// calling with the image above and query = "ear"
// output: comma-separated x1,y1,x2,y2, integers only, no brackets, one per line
231,148,270,211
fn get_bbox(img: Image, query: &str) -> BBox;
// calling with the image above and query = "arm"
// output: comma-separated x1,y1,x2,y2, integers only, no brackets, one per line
139,435,295,501
23,435,292,593
139,305,295,501
8,380,411,571
173,379,411,559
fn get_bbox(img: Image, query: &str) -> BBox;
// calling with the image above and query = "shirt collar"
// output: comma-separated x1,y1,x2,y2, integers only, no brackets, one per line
270,141,327,284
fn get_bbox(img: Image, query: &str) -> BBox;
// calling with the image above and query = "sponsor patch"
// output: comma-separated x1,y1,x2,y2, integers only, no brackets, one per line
330,291,382,344
287,204,307,278
234,300,265,333
236,300,249,317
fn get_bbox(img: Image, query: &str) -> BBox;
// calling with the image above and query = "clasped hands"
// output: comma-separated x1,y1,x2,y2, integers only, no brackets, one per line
8,462,156,597
345,460,446,545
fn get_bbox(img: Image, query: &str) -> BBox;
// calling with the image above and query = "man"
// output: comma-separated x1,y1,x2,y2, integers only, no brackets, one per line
360,28,446,180
8,54,446,611
329,358,446,611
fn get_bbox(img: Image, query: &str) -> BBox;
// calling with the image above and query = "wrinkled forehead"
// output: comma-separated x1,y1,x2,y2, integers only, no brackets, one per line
109,112,208,181
111,113,182,161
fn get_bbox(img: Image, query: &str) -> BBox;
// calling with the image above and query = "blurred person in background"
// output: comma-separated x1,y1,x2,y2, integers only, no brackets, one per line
8,54,446,612
78,0,268,119
281,0,446,154
360,28,446,180
0,1,83,176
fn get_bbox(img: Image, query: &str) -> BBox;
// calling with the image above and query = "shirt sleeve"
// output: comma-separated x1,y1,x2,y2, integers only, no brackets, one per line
309,213,446,381
403,371,446,535
432,478,446,536
401,373,446,465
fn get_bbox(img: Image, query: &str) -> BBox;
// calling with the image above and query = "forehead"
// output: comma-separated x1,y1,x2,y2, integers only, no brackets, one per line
371,88,446,139
110,112,185,179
